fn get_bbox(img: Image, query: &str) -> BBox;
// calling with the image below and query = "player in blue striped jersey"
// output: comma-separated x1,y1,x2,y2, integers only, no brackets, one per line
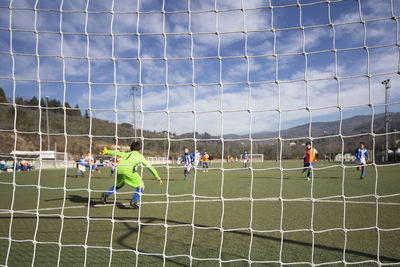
242,151,248,168
183,147,194,181
354,142,370,179
76,155,86,177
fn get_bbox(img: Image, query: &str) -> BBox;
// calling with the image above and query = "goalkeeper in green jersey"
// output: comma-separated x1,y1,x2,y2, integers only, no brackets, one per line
100,141,162,209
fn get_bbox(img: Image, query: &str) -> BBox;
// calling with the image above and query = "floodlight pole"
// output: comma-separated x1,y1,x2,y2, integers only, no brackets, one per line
131,87,138,141
382,79,391,162
394,129,397,162
45,96,50,151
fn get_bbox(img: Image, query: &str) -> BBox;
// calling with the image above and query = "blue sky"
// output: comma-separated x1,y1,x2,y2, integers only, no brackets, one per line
0,0,399,136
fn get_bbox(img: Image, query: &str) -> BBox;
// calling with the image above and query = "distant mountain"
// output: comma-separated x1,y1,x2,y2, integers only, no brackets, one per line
226,112,400,140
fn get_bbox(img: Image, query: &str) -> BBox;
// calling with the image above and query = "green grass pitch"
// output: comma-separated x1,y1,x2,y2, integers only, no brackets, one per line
0,161,399,266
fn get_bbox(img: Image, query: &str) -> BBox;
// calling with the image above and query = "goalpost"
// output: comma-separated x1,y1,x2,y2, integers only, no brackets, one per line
0,0,399,266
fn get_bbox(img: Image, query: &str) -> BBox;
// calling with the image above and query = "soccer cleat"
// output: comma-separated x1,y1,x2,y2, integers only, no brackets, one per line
360,176,364,180
306,177,310,181
101,192,108,204
302,169,306,175
97,170,101,174
130,200,139,209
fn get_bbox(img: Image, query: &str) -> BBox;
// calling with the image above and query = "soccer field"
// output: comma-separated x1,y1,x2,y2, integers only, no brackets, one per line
0,162,399,266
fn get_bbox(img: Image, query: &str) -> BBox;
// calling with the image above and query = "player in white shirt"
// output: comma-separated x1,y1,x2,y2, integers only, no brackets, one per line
194,149,202,168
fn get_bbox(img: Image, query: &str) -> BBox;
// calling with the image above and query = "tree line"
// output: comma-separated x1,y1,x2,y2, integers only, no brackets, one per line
0,88,82,117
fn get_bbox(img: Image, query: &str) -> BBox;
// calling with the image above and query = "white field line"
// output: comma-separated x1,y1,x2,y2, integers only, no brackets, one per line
0,198,399,215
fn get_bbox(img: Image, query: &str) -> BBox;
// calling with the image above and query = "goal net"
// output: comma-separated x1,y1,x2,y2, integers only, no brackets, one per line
0,0,399,266
250,154,264,162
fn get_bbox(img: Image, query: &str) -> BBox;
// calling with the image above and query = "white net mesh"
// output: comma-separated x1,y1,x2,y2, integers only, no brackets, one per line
0,0,400,266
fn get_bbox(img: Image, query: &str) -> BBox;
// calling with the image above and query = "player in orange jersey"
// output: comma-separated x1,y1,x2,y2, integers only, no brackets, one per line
202,151,209,172
302,142,318,181
111,156,120,176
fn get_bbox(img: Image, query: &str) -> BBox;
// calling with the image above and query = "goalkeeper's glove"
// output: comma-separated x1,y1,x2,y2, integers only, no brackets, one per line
100,146,108,155
156,177,163,186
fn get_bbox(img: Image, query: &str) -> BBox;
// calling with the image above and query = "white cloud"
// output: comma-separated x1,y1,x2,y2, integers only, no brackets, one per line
138,12,163,34
11,8,35,31
1,0,399,136
113,13,138,34
362,0,392,20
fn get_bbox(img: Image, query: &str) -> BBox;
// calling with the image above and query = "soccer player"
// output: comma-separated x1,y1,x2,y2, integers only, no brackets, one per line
20,159,28,171
100,141,162,209
242,151,248,168
0,159,6,171
183,147,194,181
110,156,120,176
354,142,370,179
194,149,202,168
28,162,35,171
176,155,182,167
202,151,209,172
14,160,20,172
86,153,101,177
302,142,318,181
208,153,214,166
76,155,86,177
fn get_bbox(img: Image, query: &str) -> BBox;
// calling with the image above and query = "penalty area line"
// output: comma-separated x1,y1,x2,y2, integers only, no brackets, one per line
0,199,399,215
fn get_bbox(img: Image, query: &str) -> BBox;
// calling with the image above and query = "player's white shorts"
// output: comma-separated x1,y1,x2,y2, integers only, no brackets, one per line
243,159,248,163
194,159,199,166
184,164,191,172
78,164,86,172
355,158,366,166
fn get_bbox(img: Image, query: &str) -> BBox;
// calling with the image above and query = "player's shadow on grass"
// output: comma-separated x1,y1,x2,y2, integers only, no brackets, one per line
45,195,132,209
114,217,400,264
1,215,398,265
